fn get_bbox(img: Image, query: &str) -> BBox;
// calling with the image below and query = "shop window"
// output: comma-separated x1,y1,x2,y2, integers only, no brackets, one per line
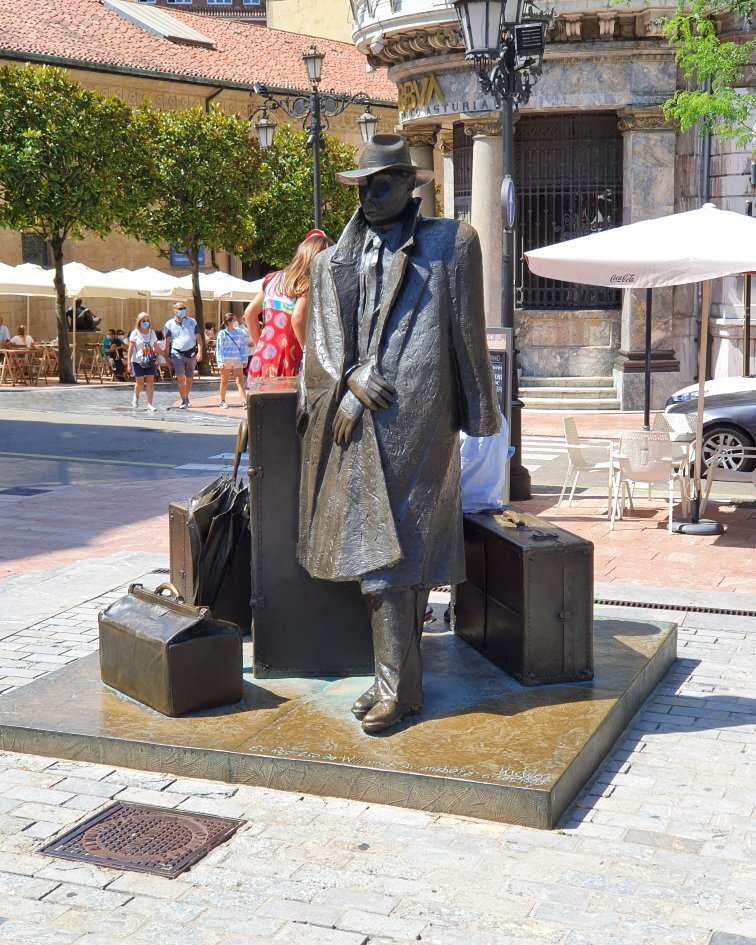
515,112,623,310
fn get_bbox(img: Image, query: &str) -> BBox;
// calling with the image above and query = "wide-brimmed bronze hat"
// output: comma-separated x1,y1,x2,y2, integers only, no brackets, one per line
336,133,435,186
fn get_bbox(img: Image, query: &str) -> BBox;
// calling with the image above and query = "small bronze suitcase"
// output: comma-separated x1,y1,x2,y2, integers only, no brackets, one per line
454,508,594,685
247,378,373,678
98,583,243,716
169,501,193,603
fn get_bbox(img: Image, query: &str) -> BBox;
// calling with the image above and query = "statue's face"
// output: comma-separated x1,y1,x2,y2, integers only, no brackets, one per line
359,170,415,227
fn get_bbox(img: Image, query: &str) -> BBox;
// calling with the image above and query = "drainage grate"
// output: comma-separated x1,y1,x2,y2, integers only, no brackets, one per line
0,486,52,496
595,598,756,618
38,801,243,878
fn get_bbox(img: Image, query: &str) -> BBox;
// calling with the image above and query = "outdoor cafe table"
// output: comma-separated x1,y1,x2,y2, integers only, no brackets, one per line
605,429,696,519
0,347,37,386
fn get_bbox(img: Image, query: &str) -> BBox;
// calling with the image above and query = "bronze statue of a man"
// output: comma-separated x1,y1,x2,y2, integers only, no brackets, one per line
297,134,500,734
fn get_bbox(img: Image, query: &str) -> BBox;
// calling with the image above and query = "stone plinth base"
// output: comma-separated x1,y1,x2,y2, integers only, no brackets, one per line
0,619,676,829
613,349,681,411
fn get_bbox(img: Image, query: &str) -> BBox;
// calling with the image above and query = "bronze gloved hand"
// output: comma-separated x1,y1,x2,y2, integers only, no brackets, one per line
347,362,396,411
332,390,364,446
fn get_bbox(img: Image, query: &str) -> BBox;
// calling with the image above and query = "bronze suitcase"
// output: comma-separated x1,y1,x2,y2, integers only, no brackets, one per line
247,378,373,678
454,508,594,685
98,583,243,716
169,501,193,603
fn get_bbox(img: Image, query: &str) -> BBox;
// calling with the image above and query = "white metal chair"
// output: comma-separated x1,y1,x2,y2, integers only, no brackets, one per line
559,417,614,511
610,431,685,532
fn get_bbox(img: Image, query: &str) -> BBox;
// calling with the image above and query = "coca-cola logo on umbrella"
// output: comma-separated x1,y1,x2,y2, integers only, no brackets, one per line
609,274,636,284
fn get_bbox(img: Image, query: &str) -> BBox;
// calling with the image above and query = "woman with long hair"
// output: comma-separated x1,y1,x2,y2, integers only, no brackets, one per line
244,230,331,380
126,312,159,412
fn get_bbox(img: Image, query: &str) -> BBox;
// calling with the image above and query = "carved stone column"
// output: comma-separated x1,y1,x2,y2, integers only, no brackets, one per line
436,128,455,220
404,128,437,218
466,115,503,327
614,106,680,410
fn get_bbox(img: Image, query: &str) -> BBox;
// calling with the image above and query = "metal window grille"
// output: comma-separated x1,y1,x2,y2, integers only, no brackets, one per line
453,121,472,222
515,112,623,310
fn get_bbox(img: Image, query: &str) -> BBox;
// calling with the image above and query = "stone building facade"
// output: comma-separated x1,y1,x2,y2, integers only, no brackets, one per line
353,0,756,408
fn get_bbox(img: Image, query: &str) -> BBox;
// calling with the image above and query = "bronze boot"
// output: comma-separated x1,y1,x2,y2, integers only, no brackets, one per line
351,685,375,719
361,587,424,735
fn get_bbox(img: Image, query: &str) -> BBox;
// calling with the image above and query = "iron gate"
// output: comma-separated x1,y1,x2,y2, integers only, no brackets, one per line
515,112,623,310
453,121,472,222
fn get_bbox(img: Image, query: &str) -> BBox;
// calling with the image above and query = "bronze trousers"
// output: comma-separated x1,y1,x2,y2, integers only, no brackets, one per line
364,586,429,707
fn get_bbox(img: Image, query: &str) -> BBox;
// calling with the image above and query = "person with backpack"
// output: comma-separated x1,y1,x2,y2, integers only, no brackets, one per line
215,312,248,408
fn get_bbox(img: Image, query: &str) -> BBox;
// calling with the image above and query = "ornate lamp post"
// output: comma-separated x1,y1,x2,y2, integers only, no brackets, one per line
252,45,379,230
453,0,550,501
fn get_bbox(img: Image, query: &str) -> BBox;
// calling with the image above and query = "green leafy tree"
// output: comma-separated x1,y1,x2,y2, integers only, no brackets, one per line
0,64,149,383
246,126,358,269
661,1,756,145
134,105,261,323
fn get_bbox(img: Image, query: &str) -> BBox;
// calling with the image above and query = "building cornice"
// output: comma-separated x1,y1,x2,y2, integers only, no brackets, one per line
364,8,671,69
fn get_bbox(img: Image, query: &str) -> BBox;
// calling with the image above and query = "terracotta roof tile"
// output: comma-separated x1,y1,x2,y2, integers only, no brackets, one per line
0,0,396,102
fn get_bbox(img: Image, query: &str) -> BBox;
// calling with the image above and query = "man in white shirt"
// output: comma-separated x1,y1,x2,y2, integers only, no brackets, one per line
0,317,9,346
163,301,203,409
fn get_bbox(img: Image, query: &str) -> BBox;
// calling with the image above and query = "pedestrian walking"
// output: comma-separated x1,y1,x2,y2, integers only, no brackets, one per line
164,301,203,409
244,230,331,380
127,313,159,412
215,313,247,408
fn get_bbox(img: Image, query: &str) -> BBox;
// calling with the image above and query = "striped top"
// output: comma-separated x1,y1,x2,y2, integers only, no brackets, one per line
215,326,248,365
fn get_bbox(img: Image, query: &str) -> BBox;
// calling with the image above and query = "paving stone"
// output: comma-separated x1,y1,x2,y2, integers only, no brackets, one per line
107,873,194,901
44,883,133,910
312,886,398,915
271,925,368,945
36,860,121,890
710,935,756,945
53,906,147,937
337,909,426,940
255,896,344,927
0,920,81,944
193,909,284,938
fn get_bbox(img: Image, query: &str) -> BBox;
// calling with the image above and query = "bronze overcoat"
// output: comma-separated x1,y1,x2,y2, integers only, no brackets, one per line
297,201,500,588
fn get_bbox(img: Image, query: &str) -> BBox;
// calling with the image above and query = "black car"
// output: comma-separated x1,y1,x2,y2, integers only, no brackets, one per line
665,376,756,473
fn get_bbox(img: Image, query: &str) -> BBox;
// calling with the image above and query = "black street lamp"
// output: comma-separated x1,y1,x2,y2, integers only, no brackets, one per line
252,45,380,230
453,0,551,501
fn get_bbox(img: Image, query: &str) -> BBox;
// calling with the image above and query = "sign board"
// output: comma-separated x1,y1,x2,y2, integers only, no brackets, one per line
397,68,498,124
170,245,205,267
486,329,513,506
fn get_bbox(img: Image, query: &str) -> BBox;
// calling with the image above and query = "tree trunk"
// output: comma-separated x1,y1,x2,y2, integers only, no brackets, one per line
190,245,203,326
51,237,75,384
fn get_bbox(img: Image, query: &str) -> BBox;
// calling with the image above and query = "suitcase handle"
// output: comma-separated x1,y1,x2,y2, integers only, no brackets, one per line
128,583,209,618
154,582,185,603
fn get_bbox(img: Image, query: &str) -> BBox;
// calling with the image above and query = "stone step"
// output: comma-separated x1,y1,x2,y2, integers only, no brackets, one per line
519,385,616,399
519,376,615,389
520,395,621,411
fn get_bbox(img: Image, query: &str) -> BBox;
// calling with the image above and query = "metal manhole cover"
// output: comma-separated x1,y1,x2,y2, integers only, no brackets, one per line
38,801,243,878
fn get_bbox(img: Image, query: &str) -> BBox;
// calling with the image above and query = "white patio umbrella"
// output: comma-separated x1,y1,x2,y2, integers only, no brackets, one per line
525,203,756,534
106,267,192,300
176,271,264,326
105,267,193,328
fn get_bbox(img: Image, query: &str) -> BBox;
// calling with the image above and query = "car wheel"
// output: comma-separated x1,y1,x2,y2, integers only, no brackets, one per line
702,425,756,473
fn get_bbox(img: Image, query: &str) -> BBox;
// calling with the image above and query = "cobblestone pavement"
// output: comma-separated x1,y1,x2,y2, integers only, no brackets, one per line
0,380,241,427
0,576,755,944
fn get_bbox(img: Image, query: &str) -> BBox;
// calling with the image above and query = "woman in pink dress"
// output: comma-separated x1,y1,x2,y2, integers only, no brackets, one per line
244,231,331,380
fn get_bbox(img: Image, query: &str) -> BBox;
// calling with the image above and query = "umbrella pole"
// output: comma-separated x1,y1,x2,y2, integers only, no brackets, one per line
671,278,723,535
643,288,652,431
744,272,752,377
